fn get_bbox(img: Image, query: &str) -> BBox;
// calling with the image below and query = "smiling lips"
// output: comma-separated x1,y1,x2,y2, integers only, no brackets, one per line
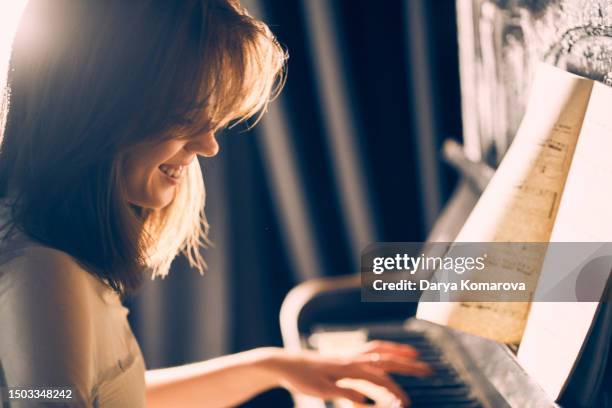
159,163,185,179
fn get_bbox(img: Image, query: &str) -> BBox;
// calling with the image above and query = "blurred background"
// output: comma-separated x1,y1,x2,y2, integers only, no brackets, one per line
127,0,462,406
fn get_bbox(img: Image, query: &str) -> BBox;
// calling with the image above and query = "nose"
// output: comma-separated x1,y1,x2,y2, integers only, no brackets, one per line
184,132,219,157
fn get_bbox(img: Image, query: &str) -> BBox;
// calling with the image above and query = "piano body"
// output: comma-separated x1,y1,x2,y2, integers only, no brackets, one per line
280,1,612,407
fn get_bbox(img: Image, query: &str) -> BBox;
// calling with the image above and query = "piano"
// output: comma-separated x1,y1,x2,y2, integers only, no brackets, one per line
279,1,612,406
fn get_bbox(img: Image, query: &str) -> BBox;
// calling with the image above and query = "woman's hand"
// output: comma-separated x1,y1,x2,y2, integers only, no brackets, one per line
262,341,432,406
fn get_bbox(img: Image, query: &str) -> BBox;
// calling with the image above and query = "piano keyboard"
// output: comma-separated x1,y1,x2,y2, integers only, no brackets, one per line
310,319,557,408
369,330,484,408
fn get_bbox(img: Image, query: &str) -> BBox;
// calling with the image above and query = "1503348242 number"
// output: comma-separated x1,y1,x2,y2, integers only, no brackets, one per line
2,387,74,402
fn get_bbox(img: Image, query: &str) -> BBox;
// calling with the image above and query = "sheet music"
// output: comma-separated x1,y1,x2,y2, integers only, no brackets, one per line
517,80,612,400
417,64,594,344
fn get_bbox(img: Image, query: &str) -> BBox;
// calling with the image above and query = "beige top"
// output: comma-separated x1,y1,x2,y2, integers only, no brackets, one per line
0,205,146,407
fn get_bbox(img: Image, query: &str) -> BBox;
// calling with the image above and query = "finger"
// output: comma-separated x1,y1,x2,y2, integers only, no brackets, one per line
329,385,371,404
295,377,348,401
369,357,432,377
353,354,432,377
343,366,410,407
361,340,419,357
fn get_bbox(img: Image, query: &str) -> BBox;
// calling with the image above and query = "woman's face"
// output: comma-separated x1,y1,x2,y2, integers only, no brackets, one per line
123,131,219,209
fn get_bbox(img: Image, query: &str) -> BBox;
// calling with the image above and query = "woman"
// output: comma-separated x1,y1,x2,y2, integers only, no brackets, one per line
0,1,430,407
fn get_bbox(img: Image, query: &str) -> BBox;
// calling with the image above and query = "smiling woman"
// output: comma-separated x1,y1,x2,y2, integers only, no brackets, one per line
0,1,430,407
0,0,286,289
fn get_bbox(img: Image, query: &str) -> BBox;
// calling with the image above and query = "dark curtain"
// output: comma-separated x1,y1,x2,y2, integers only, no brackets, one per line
126,0,462,406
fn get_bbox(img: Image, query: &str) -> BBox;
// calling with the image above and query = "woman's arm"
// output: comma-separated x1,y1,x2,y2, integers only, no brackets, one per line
145,347,281,408
146,342,431,407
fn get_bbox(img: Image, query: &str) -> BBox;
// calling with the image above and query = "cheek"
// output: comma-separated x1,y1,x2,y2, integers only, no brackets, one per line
124,140,185,179
121,140,185,207
123,157,155,199
125,160,150,186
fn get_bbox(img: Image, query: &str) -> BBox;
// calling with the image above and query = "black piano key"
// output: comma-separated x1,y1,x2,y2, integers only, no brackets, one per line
368,332,428,341
394,375,465,388
413,349,444,359
417,354,447,363
408,385,471,398
396,336,429,341
426,361,457,370
408,394,477,405
367,332,486,408
396,363,460,379
401,381,467,389
408,343,442,351
409,345,438,352
411,402,482,408
433,368,459,377
373,337,434,348
432,369,460,379
397,337,431,344
411,347,440,354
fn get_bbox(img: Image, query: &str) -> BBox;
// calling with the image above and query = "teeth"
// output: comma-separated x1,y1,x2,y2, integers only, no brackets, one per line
159,164,183,179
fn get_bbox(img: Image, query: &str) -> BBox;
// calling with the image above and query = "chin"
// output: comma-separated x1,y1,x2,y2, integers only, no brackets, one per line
129,191,175,210
149,194,175,210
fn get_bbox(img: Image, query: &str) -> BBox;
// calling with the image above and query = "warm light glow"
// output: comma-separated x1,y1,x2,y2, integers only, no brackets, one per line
0,0,28,90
